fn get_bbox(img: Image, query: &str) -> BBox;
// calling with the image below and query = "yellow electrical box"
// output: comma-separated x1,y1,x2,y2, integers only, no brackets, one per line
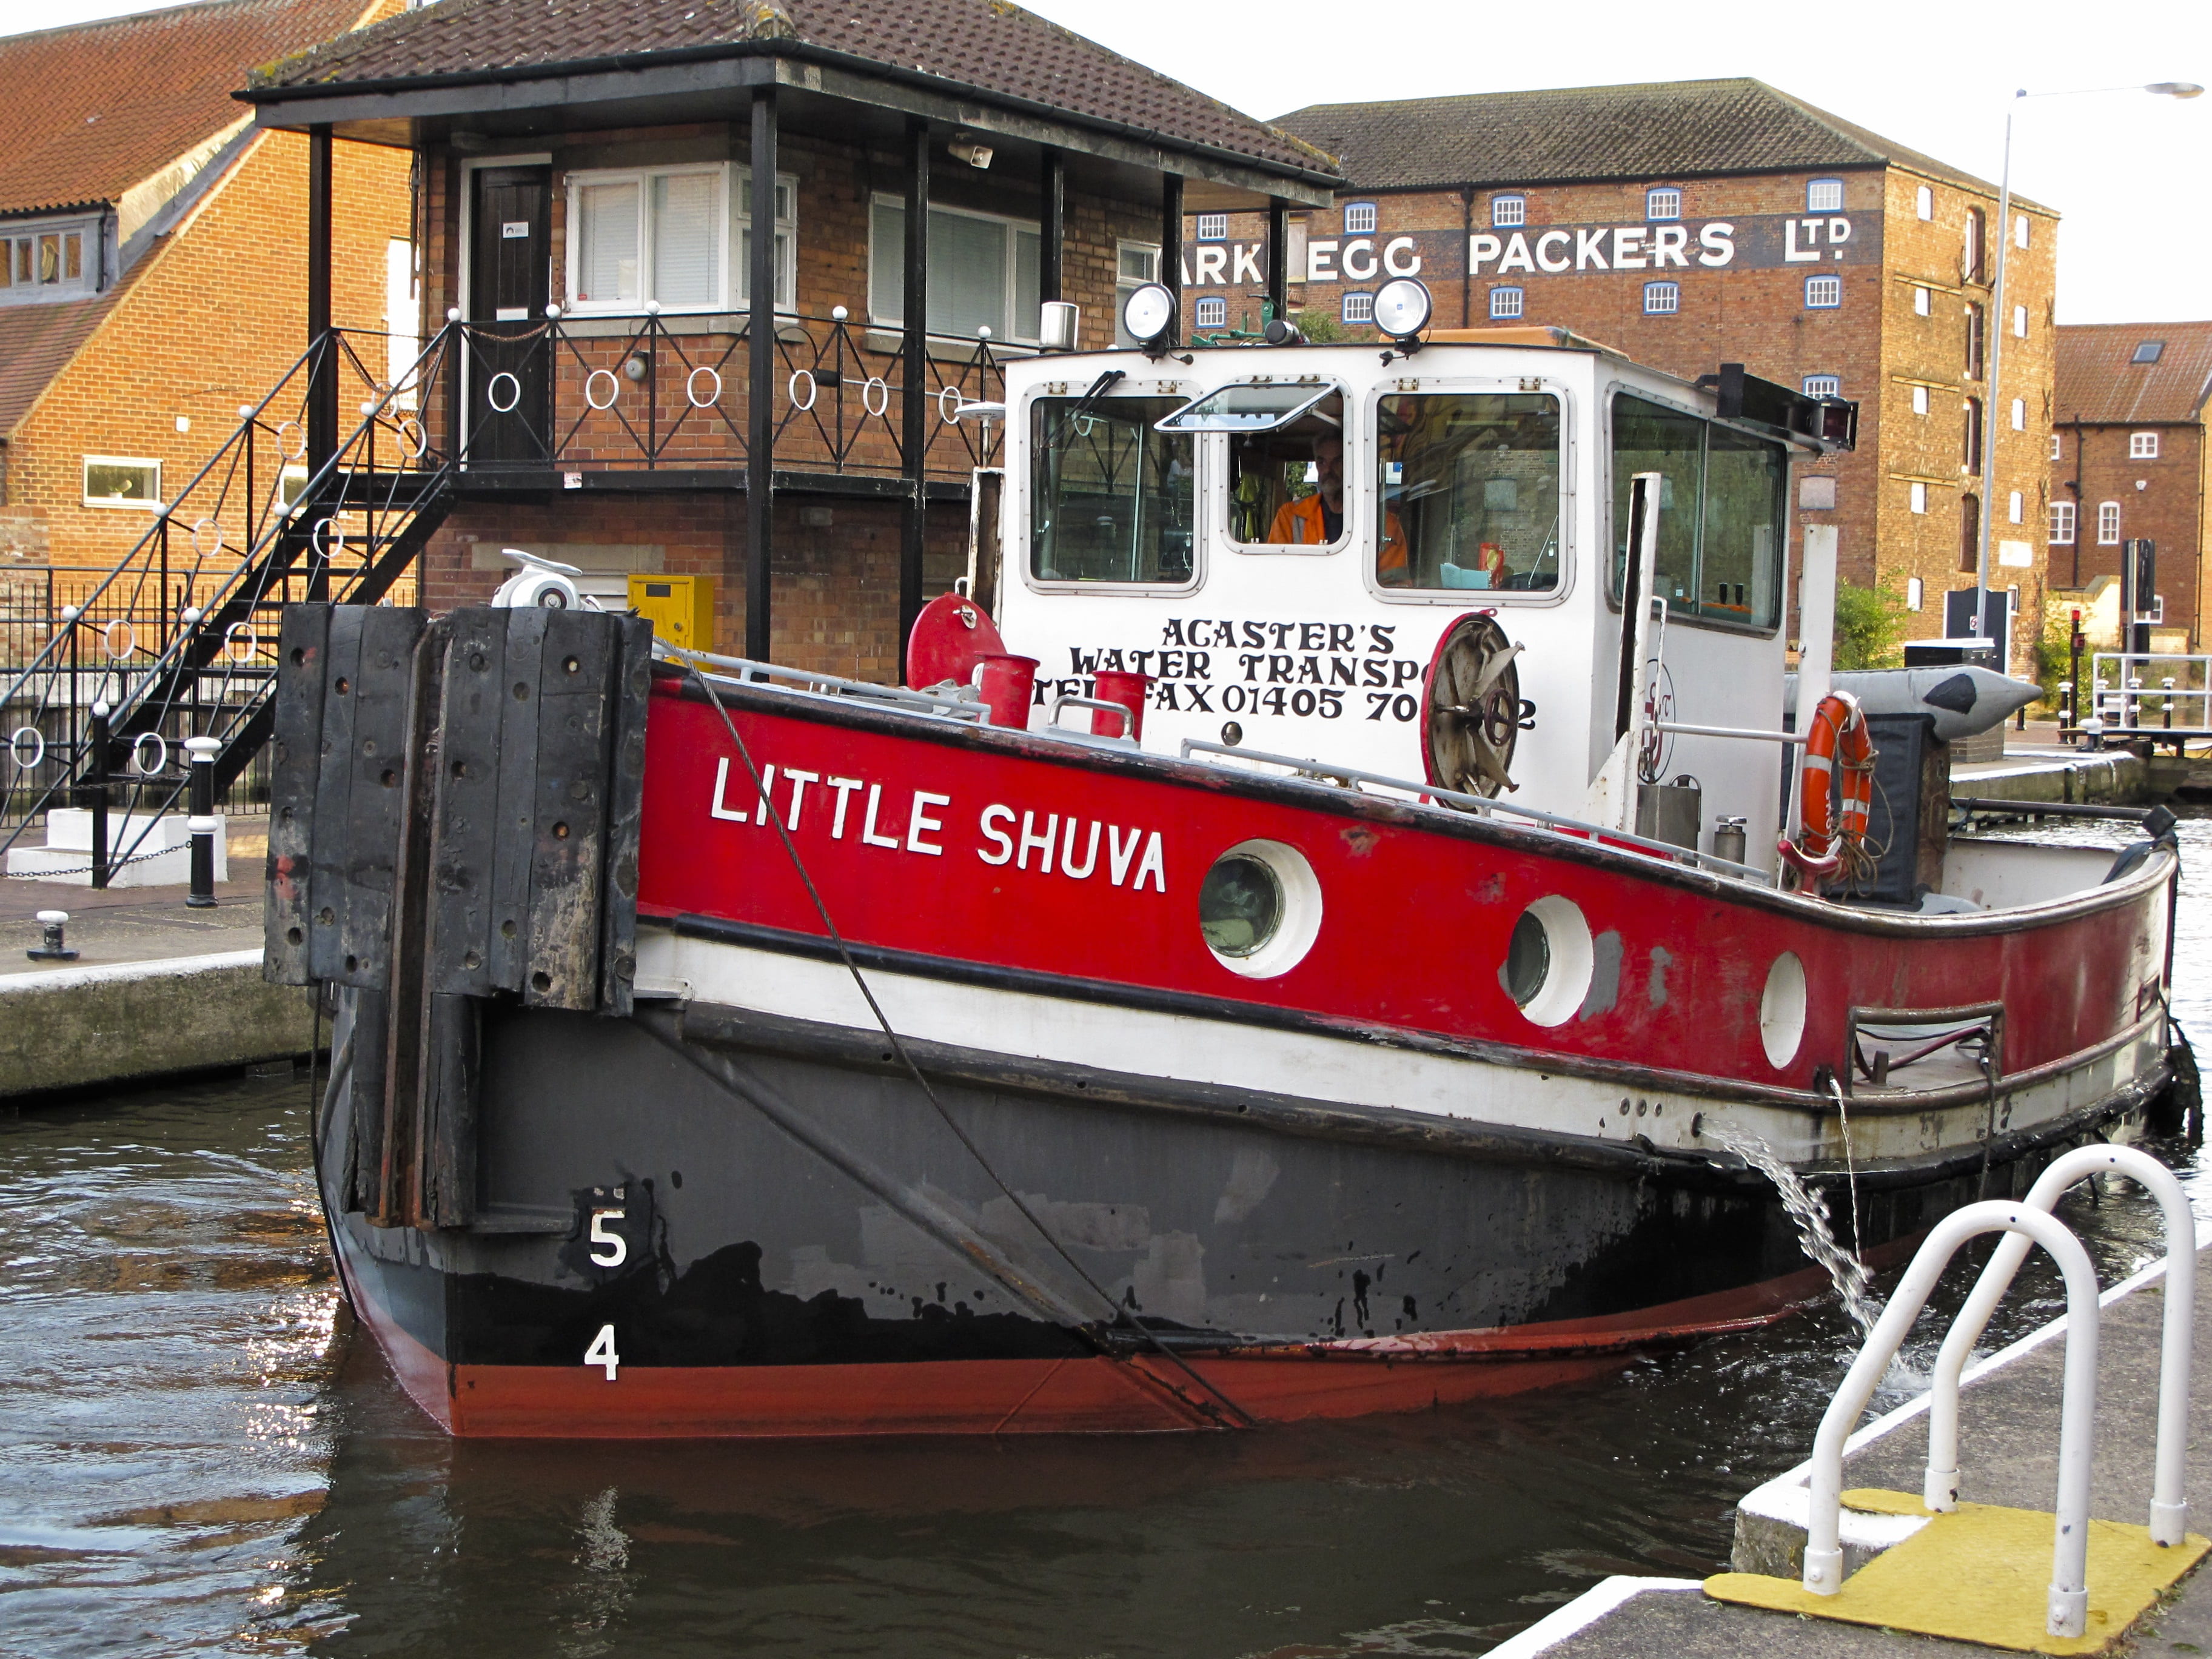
627,573,715,651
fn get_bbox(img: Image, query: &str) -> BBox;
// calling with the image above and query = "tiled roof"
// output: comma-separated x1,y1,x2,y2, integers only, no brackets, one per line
0,0,377,218
2055,322,2212,426
247,0,1335,179
0,260,144,437
1275,78,2012,199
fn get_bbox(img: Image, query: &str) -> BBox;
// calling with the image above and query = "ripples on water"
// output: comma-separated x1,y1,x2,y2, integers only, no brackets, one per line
3,816,2208,1658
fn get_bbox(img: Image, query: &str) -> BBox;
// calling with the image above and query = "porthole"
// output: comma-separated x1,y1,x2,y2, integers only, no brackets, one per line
1500,896,1594,1027
1760,951,1808,1069
1199,840,1322,978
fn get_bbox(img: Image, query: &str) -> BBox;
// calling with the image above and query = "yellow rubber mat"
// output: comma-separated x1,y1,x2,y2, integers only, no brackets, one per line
1704,1489,2208,1655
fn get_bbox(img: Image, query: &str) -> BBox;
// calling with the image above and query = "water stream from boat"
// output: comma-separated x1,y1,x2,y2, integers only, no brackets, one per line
1698,1124,1878,1341
3,811,2208,1657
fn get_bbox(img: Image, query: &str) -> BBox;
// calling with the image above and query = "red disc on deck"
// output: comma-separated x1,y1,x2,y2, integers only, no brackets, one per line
905,591,1007,689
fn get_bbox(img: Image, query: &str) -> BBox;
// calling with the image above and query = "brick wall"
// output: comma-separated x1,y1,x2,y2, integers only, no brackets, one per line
4,129,411,603
2049,421,2208,648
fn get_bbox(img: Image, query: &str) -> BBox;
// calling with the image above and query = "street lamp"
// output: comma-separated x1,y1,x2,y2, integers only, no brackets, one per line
1972,81,2203,658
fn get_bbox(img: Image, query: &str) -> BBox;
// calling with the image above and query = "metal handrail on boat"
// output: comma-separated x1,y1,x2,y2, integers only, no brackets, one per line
656,643,992,723
1175,737,1775,885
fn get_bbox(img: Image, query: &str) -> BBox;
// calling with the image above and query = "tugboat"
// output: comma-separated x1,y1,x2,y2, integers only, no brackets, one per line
270,277,2182,1436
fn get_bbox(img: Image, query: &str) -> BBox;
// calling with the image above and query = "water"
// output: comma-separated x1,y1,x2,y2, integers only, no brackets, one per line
1701,1124,1878,1341
4,816,2211,1658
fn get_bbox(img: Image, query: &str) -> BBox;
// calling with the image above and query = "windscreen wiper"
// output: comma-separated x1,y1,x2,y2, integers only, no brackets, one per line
1047,368,1127,447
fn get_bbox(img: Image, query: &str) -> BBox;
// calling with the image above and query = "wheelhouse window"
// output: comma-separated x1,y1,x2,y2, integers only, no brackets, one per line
1609,394,1786,629
871,196,1041,343
83,455,160,508
0,216,98,305
1202,387,1349,552
1374,392,1561,593
1029,396,1193,585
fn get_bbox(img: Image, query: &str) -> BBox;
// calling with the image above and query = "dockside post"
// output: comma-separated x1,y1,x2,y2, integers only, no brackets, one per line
185,735,220,908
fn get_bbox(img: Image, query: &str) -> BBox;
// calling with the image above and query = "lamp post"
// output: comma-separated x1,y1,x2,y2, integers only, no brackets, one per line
1973,81,2202,661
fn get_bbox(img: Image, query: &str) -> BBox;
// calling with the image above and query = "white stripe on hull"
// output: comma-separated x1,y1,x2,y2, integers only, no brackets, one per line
636,930,2165,1168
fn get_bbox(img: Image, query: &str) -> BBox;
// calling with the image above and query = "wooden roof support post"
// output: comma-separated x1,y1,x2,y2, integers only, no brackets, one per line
1040,148,1064,304
746,84,777,661
1267,199,1289,325
1159,172,1183,347
900,115,930,677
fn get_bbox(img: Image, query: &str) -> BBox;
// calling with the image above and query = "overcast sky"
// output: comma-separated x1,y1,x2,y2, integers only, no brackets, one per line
21,0,2210,321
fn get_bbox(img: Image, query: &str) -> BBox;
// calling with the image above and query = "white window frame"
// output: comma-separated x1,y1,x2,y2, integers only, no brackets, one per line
0,213,100,306
1489,286,1524,320
565,161,752,317
1915,184,1934,220
1803,374,1840,398
1114,239,1161,348
736,166,798,311
2014,213,2029,249
1808,178,1844,213
1912,384,1930,416
2013,304,2028,338
1805,274,1842,309
871,193,1042,345
1342,201,1378,235
1913,285,1931,317
1907,575,1924,611
2098,501,2122,545
2008,490,2024,524
1194,295,1228,328
1909,481,1928,515
1490,194,1526,228
82,455,161,509
1646,187,1682,221
1195,212,1228,243
2050,432,2063,460
2131,431,2159,460
1342,291,1375,324
2049,500,2075,545
1643,281,1679,315
2010,398,2025,431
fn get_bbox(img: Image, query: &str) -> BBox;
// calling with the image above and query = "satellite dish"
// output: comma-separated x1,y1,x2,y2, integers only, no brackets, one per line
1421,614,1526,801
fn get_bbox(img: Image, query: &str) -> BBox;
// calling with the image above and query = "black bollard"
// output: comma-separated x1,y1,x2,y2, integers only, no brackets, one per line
27,910,77,962
85,701,109,890
184,735,220,907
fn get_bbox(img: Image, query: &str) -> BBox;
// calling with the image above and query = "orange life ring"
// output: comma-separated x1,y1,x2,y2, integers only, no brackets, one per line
1794,690,1875,871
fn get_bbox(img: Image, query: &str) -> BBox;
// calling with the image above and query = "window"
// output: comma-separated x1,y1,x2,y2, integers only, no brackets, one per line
2014,214,2029,249
1029,395,1194,585
1808,178,1844,213
2008,490,2024,525
1803,374,1841,398
278,464,310,512
2131,432,2160,460
0,216,98,305
82,456,160,508
1959,493,1980,572
1805,274,1841,309
1609,393,1788,627
1962,398,1983,472
2050,432,2063,460
1910,481,1929,515
1643,281,1679,315
1490,195,1525,228
1907,576,1923,611
872,196,1041,343
2098,501,2122,545
566,163,773,313
1964,302,1984,377
1376,392,1561,592
1916,184,1934,220
1489,286,1524,320
1912,285,1931,317
1210,386,1348,551
1341,292,1374,324
1343,202,1378,235
1912,384,1930,416
1195,212,1228,243
2133,340,2165,365
1113,241,1160,348
1193,295,1228,329
1646,187,1681,221
2010,397,2025,431
2049,500,2075,545
2013,304,2028,339
1963,207,1986,284
736,167,797,309
385,237,420,401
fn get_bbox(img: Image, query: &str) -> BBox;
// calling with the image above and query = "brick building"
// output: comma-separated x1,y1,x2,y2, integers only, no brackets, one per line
2047,323,2212,651
1185,79,2059,662
0,0,411,620
238,0,1338,679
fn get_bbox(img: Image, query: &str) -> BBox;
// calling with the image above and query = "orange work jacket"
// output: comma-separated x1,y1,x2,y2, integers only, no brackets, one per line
1266,493,1407,574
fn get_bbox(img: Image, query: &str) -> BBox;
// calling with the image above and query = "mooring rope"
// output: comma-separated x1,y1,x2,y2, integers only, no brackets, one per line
670,651,1255,1430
